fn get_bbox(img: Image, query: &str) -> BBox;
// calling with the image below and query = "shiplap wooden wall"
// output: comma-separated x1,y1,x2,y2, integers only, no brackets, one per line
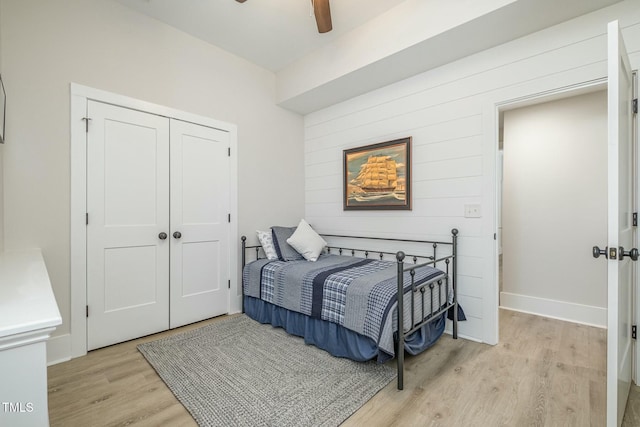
304,1,640,343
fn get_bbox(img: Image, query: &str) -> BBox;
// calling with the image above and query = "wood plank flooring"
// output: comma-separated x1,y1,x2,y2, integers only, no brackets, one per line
48,310,618,426
623,384,640,426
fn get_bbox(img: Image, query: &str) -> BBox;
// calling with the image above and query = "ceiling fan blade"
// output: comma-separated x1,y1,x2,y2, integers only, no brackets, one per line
312,0,332,33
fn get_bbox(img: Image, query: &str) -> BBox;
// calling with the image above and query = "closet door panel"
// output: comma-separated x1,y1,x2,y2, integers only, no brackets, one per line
86,101,170,350
181,241,220,296
170,119,230,328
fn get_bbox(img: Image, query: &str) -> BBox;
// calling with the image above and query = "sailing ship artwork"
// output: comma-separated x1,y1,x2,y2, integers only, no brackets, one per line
343,137,411,210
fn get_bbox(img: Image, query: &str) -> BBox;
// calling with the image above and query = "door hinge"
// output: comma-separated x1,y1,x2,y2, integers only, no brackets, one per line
86,305,89,318
82,117,92,132
634,212,638,227
228,147,231,157
633,325,637,340
494,233,496,240
633,98,638,115
86,213,89,225
228,213,231,223
228,279,231,289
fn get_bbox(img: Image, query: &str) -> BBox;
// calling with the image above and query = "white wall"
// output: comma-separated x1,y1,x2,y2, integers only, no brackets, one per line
0,0,4,253
501,90,607,326
304,0,640,343
0,0,304,348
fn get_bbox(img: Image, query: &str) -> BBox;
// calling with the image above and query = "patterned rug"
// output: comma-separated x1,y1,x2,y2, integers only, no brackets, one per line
138,315,395,427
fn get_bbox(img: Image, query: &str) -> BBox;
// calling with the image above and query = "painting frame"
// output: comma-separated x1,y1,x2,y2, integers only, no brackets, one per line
343,137,412,210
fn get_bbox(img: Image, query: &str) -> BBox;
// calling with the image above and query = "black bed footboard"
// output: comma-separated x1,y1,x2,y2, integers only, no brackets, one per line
395,228,458,390
240,228,459,391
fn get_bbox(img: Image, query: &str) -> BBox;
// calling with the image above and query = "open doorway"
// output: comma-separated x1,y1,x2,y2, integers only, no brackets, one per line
498,89,608,326
492,29,639,421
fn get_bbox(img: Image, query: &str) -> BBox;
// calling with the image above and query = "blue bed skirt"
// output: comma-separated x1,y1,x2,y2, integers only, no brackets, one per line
244,296,446,363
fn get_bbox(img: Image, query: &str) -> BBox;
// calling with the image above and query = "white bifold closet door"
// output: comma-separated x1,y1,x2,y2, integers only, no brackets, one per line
87,101,229,350
87,101,170,350
169,119,230,329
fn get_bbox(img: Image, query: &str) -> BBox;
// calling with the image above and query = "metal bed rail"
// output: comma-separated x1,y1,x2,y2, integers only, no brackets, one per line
240,228,459,390
396,230,458,390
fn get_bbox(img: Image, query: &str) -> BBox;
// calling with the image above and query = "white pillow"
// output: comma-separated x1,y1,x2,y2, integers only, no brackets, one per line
256,229,279,260
286,219,327,262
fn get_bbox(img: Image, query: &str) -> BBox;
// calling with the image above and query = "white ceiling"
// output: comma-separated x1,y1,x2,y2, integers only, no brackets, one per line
114,0,623,114
114,0,408,72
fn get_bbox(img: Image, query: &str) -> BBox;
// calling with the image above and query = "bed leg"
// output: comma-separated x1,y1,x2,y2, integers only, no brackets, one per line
451,229,458,340
396,251,405,390
241,236,246,314
453,302,458,339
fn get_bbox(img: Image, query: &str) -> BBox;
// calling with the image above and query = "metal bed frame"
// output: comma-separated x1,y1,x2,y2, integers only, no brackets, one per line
241,228,459,390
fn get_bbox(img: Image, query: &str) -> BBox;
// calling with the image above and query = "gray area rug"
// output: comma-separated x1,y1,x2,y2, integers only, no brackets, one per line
138,315,396,427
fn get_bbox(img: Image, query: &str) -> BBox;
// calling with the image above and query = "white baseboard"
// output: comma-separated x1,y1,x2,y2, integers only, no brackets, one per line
47,333,71,366
500,292,606,328
444,327,483,343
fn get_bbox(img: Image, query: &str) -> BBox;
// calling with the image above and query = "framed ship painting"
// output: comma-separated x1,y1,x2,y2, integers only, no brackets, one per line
343,137,411,210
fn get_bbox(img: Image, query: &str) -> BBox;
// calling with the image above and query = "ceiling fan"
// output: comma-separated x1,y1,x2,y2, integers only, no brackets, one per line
235,0,332,33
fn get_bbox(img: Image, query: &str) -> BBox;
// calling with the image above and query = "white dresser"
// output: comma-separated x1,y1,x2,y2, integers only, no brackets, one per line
0,249,62,426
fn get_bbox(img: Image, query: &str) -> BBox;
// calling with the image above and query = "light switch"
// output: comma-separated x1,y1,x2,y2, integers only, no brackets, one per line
464,204,481,218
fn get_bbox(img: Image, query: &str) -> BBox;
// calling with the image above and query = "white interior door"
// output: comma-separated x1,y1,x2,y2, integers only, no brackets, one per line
169,119,230,328
606,20,635,427
87,101,170,350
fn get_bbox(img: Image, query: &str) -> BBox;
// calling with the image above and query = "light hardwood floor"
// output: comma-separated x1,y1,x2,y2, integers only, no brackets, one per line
623,384,640,427
47,309,628,426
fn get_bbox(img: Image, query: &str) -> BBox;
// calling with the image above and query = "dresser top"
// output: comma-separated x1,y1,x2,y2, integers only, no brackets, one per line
0,249,62,339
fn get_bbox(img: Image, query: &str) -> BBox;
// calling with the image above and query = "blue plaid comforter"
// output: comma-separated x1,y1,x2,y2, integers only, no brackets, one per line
243,254,447,357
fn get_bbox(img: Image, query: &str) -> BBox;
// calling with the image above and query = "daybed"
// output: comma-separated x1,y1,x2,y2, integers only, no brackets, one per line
241,222,463,390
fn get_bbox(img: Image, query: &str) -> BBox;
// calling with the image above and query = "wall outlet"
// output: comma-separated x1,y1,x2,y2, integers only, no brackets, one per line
464,204,481,218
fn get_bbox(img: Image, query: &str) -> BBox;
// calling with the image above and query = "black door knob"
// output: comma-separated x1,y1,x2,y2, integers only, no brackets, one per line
159,232,168,240
592,246,607,259
173,231,182,239
620,247,639,261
